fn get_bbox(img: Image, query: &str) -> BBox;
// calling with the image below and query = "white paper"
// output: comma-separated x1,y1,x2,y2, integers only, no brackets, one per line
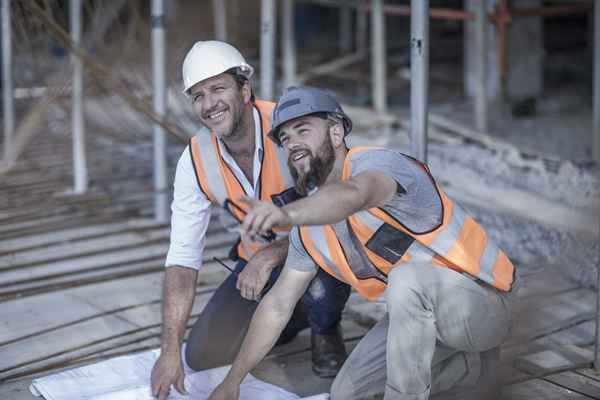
29,349,323,400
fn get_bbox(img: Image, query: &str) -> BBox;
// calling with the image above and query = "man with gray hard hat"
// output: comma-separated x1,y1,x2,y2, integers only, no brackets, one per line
150,43,351,400
207,86,517,400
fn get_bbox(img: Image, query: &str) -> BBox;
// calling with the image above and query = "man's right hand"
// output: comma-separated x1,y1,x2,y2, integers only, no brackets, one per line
236,245,275,301
150,351,187,400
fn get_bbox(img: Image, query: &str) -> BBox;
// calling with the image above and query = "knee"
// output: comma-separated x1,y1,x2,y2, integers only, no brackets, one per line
305,273,350,308
305,275,327,304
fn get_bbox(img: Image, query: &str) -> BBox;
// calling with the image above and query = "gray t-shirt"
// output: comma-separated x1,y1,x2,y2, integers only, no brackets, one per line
285,148,442,273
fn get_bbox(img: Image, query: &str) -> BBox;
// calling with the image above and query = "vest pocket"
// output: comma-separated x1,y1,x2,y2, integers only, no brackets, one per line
366,223,414,264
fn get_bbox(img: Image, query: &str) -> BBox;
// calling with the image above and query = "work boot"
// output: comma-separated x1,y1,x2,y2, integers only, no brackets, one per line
311,324,347,378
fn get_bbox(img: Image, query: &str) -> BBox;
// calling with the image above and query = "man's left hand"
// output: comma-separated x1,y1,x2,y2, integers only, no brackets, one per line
239,196,292,236
207,380,240,400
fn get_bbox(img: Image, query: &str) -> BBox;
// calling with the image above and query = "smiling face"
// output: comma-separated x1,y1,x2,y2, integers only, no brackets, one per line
189,73,251,141
278,115,338,195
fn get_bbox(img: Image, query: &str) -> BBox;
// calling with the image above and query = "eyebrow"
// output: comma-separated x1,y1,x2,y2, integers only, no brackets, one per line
191,80,230,96
291,121,310,130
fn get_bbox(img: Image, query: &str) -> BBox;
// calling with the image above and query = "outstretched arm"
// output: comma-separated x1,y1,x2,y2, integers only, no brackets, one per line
241,170,397,235
208,266,317,400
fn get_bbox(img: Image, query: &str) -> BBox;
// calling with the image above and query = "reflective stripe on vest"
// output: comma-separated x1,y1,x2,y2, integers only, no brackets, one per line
299,146,515,300
189,100,295,260
299,224,387,301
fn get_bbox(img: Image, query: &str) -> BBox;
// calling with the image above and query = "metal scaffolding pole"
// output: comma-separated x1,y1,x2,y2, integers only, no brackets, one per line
282,0,296,89
594,0,600,373
260,0,276,100
70,0,88,193
475,0,488,133
212,0,227,42
596,217,600,371
2,0,14,162
371,0,386,113
410,0,429,163
152,0,168,223
340,4,352,53
594,0,600,162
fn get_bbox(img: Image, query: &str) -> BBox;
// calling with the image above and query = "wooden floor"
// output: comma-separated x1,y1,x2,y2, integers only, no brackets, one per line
1,131,600,399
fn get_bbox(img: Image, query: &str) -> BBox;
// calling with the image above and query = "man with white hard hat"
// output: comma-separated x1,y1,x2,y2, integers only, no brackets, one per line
150,41,351,400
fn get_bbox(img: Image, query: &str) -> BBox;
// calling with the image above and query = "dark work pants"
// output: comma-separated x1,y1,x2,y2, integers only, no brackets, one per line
185,259,351,371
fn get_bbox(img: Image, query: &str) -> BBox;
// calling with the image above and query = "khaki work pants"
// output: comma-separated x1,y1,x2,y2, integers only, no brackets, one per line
331,263,517,400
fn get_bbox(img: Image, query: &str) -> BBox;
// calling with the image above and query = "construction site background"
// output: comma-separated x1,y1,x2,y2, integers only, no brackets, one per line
0,1,599,397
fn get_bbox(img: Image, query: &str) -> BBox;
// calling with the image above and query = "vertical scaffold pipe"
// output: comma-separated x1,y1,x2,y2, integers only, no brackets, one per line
2,0,14,163
371,0,386,114
410,0,429,163
282,0,296,89
213,0,227,42
70,0,88,193
475,0,488,133
260,0,276,100
152,0,168,223
594,0,600,162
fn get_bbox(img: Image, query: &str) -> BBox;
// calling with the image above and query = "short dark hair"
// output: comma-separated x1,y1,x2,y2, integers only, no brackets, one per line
225,68,255,102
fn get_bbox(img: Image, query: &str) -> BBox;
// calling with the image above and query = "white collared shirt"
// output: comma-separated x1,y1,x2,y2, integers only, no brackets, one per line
165,107,264,269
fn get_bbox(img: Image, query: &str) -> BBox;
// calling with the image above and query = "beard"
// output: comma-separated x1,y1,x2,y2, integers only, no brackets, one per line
288,136,336,196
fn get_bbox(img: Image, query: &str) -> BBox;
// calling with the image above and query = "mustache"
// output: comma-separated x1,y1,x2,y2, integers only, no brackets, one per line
288,147,312,162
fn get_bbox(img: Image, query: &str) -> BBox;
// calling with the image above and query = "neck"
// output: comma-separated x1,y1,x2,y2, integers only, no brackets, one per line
221,104,255,157
324,147,348,185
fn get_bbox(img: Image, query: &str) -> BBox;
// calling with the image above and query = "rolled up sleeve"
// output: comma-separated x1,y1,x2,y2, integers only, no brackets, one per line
165,147,212,270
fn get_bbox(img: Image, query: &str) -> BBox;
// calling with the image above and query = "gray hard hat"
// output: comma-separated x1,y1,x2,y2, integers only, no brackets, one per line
268,86,353,146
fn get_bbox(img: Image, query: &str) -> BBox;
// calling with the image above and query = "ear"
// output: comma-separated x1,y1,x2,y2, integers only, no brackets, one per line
241,82,252,104
329,123,345,148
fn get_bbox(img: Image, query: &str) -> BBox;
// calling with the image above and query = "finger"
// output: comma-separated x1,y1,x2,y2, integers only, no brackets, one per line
252,212,270,236
175,374,187,395
241,211,256,233
235,273,244,291
157,385,169,400
259,213,279,234
150,376,159,396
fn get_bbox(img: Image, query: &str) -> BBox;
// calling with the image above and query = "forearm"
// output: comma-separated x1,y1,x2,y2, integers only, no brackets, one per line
161,266,198,354
225,294,294,384
257,237,289,267
284,180,367,226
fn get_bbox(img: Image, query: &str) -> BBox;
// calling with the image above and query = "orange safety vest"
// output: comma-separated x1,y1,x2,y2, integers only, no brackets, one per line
189,100,295,261
299,147,515,301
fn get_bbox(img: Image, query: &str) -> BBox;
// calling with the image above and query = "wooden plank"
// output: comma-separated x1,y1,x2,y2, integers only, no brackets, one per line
0,227,171,269
0,225,232,280
0,315,139,374
0,218,163,255
0,262,228,345
0,379,34,400
543,371,600,399
577,369,600,384
501,378,592,399
514,345,593,376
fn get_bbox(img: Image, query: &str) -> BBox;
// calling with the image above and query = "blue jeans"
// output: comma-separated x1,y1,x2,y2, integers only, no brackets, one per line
185,259,351,371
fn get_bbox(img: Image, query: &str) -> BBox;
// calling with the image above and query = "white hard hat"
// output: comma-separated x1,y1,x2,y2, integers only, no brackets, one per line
182,40,254,96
